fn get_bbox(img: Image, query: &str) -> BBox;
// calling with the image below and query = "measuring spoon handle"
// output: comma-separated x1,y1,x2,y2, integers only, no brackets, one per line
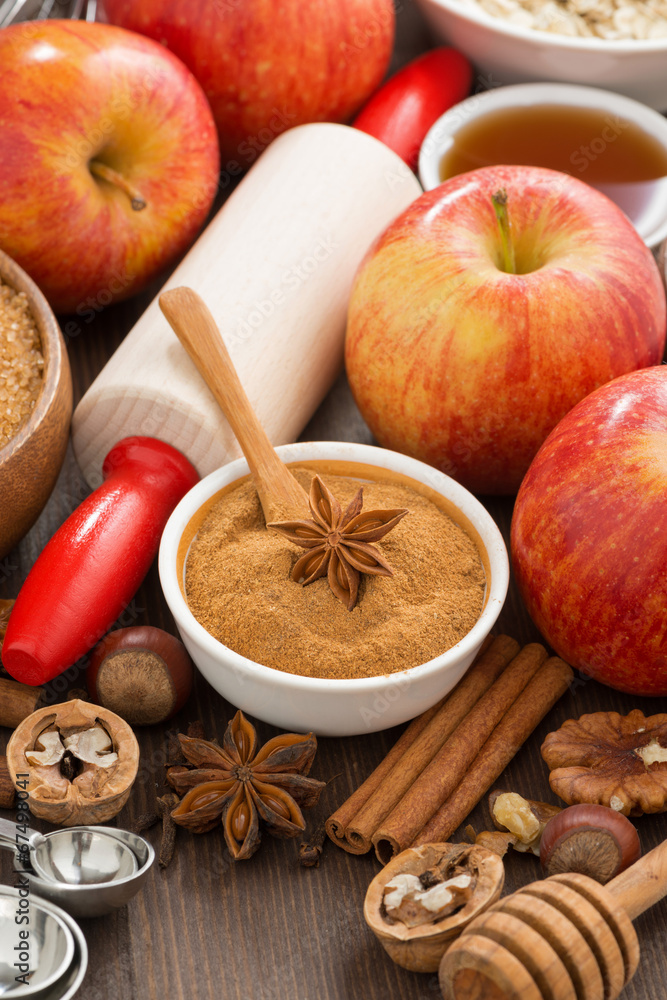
0,817,44,852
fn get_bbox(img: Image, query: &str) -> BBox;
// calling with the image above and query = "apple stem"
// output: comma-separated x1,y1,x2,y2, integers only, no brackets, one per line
89,160,147,211
492,188,516,275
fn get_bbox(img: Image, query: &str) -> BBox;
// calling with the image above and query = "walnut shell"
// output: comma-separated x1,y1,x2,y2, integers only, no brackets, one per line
541,709,667,817
6,699,139,826
488,789,562,853
363,842,504,973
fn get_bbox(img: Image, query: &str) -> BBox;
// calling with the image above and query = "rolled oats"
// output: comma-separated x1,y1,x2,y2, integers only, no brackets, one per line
460,0,667,40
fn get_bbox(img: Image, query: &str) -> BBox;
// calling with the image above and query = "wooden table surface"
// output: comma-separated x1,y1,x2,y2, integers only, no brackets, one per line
2,3,667,998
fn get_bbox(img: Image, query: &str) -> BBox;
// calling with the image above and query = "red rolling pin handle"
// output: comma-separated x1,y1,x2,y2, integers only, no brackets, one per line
352,47,473,171
2,437,199,686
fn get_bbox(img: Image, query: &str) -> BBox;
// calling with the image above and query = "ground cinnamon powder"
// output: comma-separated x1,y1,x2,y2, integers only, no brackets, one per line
185,469,485,680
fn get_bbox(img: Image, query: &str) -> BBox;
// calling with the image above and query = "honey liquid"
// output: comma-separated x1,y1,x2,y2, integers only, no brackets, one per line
439,104,667,232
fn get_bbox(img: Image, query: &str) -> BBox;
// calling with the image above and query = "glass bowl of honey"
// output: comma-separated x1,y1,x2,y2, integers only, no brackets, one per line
418,82,667,249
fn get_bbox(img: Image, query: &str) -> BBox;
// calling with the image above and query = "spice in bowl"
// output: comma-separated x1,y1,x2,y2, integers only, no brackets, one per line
0,278,44,450
184,466,486,680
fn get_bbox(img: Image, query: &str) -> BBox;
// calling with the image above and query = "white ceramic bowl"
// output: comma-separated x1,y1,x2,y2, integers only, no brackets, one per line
414,0,667,110
159,442,508,737
418,82,667,249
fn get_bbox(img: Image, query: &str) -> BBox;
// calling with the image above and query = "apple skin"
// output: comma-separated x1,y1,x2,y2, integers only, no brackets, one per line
0,20,220,315
344,165,667,495
512,367,667,697
99,0,394,162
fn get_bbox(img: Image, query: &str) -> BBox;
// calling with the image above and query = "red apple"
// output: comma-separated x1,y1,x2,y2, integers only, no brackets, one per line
0,20,219,315
99,0,394,162
345,165,666,495
511,366,667,696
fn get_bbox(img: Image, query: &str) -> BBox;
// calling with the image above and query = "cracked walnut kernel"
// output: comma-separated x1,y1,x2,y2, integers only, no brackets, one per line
541,709,667,816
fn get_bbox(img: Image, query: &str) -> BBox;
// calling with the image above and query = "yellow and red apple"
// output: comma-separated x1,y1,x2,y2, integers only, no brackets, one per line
512,366,667,696
0,20,220,315
99,0,395,162
345,165,667,495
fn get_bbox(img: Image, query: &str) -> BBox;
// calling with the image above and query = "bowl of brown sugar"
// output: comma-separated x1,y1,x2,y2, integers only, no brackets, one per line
159,441,509,736
0,248,72,558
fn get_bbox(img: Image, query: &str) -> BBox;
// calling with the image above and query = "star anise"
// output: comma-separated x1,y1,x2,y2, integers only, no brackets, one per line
268,475,408,610
168,710,325,860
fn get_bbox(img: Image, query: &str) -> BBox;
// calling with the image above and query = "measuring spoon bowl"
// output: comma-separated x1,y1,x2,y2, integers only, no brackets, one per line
0,819,138,886
0,892,74,998
3,824,154,918
0,887,87,1000
32,828,137,886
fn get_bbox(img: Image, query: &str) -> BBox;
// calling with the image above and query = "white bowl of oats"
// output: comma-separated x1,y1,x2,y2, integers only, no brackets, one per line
414,0,667,110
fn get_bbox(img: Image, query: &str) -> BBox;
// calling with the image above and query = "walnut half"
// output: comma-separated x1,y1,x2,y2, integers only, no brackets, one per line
383,870,473,928
364,843,504,973
6,699,139,826
541,709,667,817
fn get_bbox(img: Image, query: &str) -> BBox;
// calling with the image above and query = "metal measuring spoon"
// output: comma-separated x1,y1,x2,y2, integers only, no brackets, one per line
0,892,74,998
0,821,154,917
0,819,137,885
0,886,88,1000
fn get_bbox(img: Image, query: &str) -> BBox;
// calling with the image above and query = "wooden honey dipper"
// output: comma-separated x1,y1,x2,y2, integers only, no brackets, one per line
439,838,667,1000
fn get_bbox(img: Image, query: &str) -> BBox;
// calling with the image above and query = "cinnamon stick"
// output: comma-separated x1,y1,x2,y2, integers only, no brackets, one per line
409,657,573,854
343,634,520,853
0,755,15,809
0,678,43,729
371,643,548,861
326,704,440,852
325,634,501,852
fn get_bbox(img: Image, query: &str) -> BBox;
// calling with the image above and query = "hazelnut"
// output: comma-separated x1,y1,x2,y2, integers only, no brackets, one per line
87,626,193,725
540,804,641,883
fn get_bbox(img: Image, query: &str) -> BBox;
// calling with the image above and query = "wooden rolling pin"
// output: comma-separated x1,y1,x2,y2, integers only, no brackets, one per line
72,123,421,488
439,837,667,1000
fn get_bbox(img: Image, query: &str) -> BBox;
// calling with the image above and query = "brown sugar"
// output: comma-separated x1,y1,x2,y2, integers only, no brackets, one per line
185,468,486,680
0,279,43,451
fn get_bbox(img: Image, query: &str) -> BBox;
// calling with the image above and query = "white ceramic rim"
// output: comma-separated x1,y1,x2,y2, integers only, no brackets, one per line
418,81,667,248
159,441,509,693
421,0,667,50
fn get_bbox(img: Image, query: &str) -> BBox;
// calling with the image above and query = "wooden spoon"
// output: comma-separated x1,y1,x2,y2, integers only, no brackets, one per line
159,286,310,524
